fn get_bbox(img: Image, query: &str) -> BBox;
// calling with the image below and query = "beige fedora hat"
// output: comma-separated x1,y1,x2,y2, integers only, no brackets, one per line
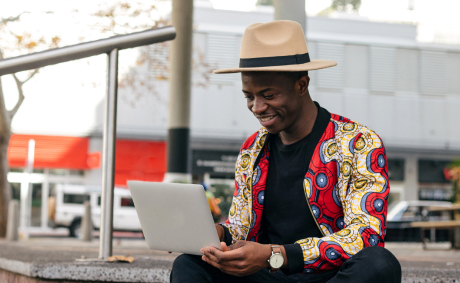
214,20,337,74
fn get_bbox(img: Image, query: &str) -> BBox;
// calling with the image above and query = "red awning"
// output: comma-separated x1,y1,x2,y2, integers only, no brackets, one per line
114,140,166,186
7,134,166,186
8,134,98,169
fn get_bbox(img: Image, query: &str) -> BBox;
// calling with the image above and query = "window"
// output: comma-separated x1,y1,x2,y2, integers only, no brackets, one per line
418,159,452,183
121,197,135,207
387,159,404,181
63,194,90,204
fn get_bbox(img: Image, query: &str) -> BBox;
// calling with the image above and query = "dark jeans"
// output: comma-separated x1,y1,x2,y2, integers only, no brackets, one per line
170,246,401,283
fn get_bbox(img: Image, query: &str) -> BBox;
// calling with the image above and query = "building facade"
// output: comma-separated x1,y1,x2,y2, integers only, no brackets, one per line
8,3,460,228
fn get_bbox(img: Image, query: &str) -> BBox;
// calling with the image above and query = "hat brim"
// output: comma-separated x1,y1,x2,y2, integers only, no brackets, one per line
213,59,337,74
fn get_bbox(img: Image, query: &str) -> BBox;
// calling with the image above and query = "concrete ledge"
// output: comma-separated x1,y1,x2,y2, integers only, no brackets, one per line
0,239,175,282
0,257,32,277
0,239,460,282
30,261,171,282
0,256,173,282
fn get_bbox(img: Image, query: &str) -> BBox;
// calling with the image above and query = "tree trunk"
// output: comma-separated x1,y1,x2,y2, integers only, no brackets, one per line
0,51,13,237
0,134,11,238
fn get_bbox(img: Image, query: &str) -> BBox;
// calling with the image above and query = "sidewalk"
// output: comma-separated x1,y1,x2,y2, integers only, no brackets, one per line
0,238,459,282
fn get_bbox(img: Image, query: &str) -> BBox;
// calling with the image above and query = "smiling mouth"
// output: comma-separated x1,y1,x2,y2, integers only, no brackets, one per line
258,115,276,122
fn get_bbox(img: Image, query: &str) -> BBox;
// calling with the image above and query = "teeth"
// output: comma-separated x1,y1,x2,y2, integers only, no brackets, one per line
260,116,274,122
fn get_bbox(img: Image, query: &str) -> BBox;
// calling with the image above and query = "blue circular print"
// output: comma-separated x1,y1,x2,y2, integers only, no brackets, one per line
304,268,316,274
369,234,379,246
316,173,328,188
325,248,341,260
373,199,384,213
253,166,261,186
250,210,257,229
335,216,345,230
377,154,385,168
257,191,264,205
311,204,320,219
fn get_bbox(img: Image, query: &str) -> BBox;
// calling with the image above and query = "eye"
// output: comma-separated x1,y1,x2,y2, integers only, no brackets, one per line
263,95,274,99
244,95,254,101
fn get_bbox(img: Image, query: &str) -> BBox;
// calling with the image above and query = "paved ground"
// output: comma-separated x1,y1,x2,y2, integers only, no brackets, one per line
0,238,459,282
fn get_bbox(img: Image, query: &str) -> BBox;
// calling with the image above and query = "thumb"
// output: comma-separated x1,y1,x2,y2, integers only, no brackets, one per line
221,242,230,252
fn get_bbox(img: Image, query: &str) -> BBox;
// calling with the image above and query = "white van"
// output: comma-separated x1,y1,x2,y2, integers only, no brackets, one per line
50,184,141,238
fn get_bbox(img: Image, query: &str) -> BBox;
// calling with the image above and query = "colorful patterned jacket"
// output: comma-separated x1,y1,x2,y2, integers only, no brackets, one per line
222,108,389,274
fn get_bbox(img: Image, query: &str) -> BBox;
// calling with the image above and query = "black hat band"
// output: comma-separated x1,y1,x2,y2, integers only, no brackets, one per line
239,52,310,68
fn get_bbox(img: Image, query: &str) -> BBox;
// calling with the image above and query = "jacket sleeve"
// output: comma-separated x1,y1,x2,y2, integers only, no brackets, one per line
220,132,261,243
295,128,389,273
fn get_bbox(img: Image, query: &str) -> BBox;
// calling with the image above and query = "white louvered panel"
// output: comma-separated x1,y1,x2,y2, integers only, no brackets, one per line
207,34,240,84
370,47,396,93
148,42,170,80
421,51,447,96
306,41,317,87
317,43,345,90
447,52,460,95
345,44,368,89
396,48,418,92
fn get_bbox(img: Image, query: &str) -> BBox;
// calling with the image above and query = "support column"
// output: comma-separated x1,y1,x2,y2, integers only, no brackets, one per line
274,0,306,32
164,0,194,183
404,156,418,200
41,170,49,229
99,48,119,260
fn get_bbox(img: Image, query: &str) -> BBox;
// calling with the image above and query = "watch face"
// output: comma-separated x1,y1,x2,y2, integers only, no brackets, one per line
269,254,284,269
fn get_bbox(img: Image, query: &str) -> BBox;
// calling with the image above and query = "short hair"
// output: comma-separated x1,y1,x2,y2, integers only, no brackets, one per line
280,71,309,83
241,71,309,84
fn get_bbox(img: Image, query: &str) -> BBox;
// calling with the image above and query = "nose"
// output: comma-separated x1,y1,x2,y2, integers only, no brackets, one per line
251,97,268,115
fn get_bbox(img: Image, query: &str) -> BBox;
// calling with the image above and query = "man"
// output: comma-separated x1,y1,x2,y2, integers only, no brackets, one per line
171,20,401,282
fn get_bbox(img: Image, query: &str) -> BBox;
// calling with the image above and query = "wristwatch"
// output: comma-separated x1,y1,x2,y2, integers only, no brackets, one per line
268,245,284,273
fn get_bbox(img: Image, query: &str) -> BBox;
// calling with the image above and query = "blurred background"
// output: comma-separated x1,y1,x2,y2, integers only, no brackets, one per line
1,0,459,240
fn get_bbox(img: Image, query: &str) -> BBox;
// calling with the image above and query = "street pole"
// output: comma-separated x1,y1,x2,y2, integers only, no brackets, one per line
274,0,306,33
164,0,194,183
19,139,34,240
99,48,118,259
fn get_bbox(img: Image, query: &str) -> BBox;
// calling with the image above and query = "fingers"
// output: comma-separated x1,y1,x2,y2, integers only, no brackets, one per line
205,245,245,262
201,248,246,275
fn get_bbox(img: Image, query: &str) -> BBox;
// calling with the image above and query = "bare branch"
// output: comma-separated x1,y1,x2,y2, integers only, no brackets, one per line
23,69,39,84
8,74,25,119
0,12,29,24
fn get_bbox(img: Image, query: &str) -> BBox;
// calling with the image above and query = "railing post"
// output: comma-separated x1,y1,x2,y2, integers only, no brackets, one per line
99,48,118,260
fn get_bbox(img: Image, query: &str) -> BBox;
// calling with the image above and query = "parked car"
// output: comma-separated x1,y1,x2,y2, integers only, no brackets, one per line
385,200,453,242
49,184,141,238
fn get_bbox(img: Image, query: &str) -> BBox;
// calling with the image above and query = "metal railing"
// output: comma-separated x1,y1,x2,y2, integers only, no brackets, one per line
0,26,176,260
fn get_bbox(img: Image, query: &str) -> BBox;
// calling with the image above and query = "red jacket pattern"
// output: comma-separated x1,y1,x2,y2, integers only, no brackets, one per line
222,113,389,273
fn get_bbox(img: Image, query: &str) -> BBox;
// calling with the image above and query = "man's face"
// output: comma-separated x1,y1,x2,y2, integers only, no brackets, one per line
242,72,307,135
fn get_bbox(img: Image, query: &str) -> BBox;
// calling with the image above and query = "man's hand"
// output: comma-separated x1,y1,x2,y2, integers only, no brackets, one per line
200,241,271,277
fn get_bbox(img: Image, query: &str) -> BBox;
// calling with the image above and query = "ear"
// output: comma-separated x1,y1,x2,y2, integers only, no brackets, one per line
296,75,310,96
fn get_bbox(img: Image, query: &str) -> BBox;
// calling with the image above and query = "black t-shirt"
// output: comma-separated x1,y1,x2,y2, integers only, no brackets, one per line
259,131,324,273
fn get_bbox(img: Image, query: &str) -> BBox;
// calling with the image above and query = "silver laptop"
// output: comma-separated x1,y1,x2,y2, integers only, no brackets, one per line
127,181,222,255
